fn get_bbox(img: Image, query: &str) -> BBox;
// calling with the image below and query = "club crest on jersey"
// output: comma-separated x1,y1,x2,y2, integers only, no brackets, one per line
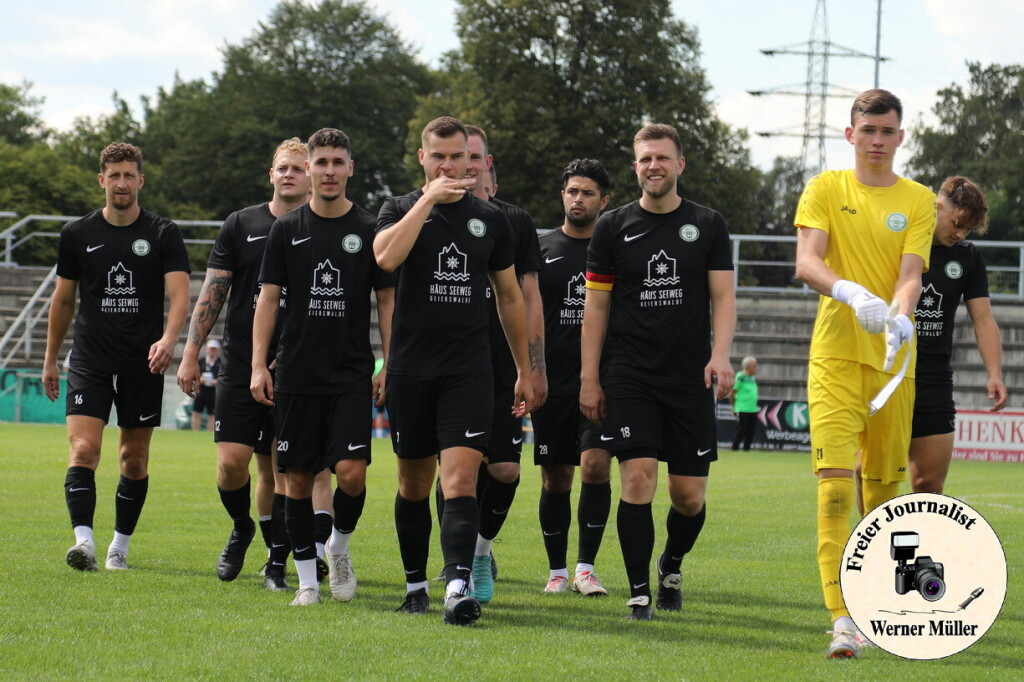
944,261,963,279
131,239,151,256
915,283,943,319
467,218,487,237
679,224,700,242
885,212,908,232
342,234,362,253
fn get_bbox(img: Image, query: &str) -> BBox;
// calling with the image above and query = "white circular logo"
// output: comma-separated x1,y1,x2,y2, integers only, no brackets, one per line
886,212,909,232
841,493,1006,660
342,234,362,253
468,219,487,237
679,224,699,242
131,239,151,256
945,261,963,280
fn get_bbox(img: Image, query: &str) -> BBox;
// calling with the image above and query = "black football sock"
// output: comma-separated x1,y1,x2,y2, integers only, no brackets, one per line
577,481,611,565
617,500,654,600
333,487,366,534
284,496,316,562
114,475,149,536
259,518,273,550
434,476,445,527
441,496,478,586
64,466,97,530
395,493,431,584
476,460,490,500
217,477,252,530
661,504,706,574
478,476,518,542
314,510,333,547
268,493,290,567
539,488,571,570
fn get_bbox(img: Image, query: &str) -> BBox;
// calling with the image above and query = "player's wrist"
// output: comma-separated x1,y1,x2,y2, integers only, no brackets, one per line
831,279,866,306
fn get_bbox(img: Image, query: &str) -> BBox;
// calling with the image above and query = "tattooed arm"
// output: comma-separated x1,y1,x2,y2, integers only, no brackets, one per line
176,268,233,397
520,270,547,409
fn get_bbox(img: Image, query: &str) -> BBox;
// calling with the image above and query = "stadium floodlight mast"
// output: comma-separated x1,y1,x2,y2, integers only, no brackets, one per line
747,0,889,176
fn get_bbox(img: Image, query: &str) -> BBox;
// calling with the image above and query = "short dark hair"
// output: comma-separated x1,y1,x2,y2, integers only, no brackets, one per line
633,123,682,157
561,158,611,197
307,128,352,156
100,143,143,173
940,176,990,235
850,89,903,125
421,116,468,148
465,124,488,154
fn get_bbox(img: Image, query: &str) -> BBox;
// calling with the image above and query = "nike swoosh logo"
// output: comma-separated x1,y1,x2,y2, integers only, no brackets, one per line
405,569,418,574
139,414,156,422
697,448,711,456
116,493,134,501
599,435,613,441
465,430,485,438
671,555,685,561
545,256,564,263
347,443,367,451
512,436,523,445
271,544,286,549
586,523,604,528
291,236,311,245
543,531,560,536
68,486,90,493
623,232,646,242
491,508,510,515
424,218,433,224
86,244,105,252
295,546,311,554
247,234,268,242
456,565,469,572
632,583,647,589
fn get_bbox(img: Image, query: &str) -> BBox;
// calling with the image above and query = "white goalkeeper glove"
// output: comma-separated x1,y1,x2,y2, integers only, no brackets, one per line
884,302,914,372
832,279,888,334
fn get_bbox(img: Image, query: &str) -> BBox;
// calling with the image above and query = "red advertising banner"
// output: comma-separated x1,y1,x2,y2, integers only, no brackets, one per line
953,409,1024,463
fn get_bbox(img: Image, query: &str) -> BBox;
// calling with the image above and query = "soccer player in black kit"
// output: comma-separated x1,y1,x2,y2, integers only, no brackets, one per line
533,159,614,596
251,128,395,606
581,124,736,620
177,137,310,590
43,142,191,572
374,116,536,625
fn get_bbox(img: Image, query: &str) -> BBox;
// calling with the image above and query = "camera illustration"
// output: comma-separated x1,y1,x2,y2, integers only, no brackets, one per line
891,531,945,601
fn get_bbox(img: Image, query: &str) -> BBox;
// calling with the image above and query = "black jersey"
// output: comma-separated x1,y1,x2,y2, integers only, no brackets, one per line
914,241,989,375
376,190,514,376
259,203,393,394
585,200,732,387
56,208,190,375
486,198,542,387
197,353,221,399
207,203,283,383
538,227,590,395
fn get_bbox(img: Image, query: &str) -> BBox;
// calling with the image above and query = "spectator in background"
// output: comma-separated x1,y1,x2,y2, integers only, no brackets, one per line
730,356,759,451
191,338,221,431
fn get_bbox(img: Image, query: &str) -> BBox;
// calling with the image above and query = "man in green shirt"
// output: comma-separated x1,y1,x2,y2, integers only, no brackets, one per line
730,356,759,451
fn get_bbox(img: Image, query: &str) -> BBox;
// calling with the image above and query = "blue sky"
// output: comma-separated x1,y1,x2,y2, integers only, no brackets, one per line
2,0,1020,173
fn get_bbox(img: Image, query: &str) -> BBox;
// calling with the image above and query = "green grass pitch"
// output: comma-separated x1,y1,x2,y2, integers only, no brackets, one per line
1,423,1021,679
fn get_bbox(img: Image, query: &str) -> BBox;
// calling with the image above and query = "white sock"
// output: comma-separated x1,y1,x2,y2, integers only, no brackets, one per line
315,542,325,560
295,558,318,590
108,531,131,555
474,535,493,556
575,562,595,576
446,578,467,597
73,525,94,546
329,528,351,555
406,580,429,594
549,568,569,580
833,616,855,632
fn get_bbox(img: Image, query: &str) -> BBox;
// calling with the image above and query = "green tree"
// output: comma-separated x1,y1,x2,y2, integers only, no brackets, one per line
53,93,143,174
407,0,759,230
143,0,431,219
0,81,49,146
907,62,1024,241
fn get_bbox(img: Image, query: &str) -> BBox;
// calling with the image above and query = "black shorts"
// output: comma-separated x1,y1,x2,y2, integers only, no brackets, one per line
603,377,716,477
66,366,163,429
214,378,274,456
531,393,606,466
487,384,524,464
274,390,372,474
192,387,216,416
912,373,956,439
386,372,493,460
